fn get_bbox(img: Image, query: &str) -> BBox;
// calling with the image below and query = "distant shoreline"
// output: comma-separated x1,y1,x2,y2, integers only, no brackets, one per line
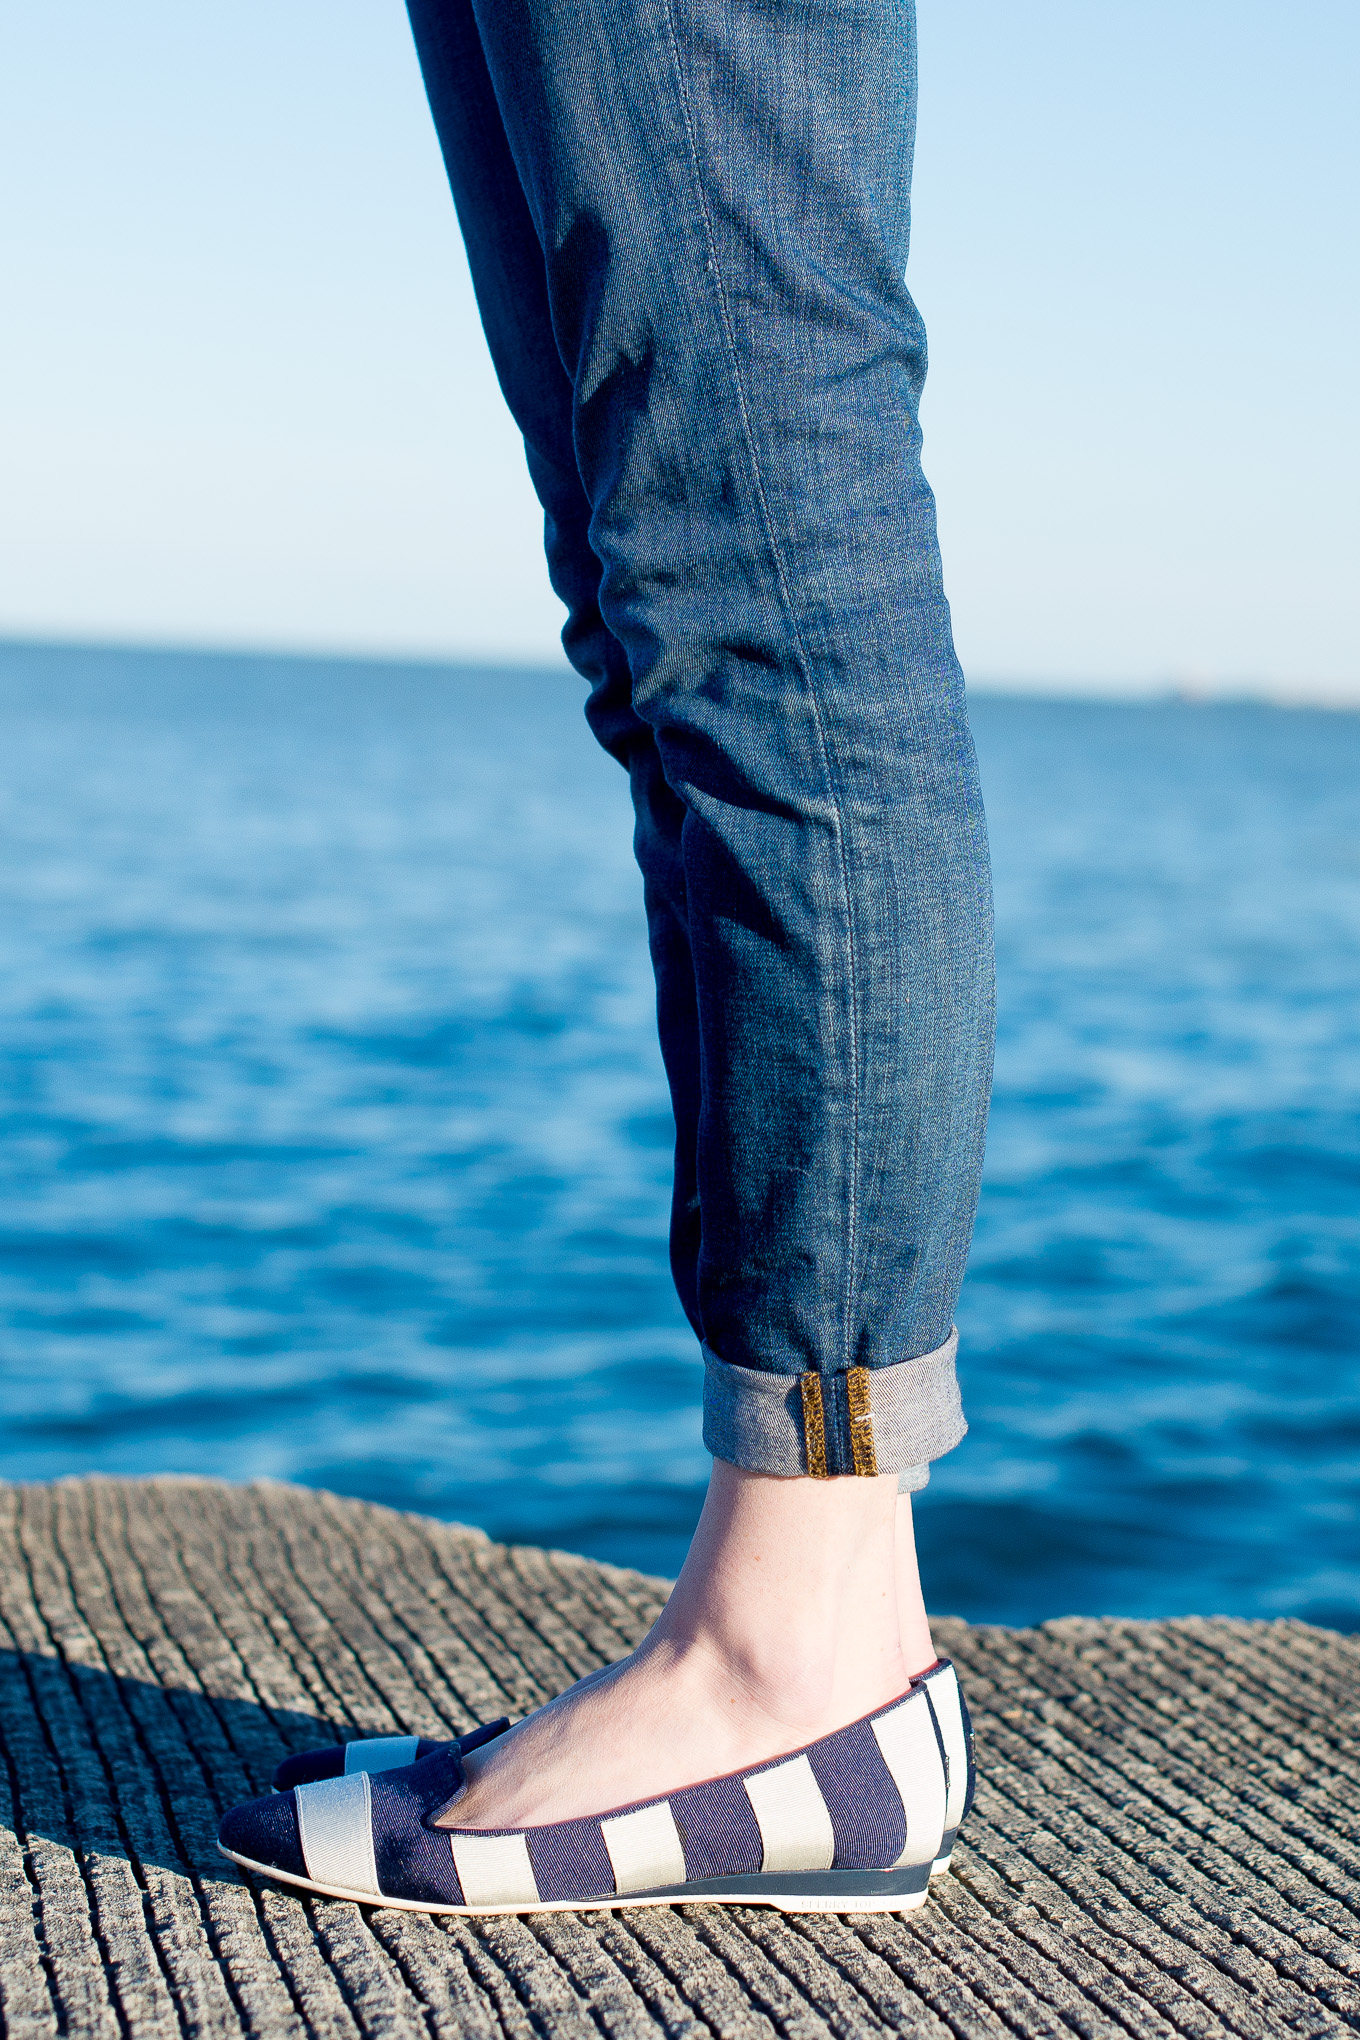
0,634,1356,713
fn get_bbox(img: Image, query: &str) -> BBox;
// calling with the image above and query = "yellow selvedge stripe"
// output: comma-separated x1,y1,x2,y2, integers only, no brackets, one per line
799,1372,828,1477
846,1366,879,1476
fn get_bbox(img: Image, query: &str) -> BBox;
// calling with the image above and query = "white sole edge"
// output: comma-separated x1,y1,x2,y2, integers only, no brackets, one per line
218,1845,934,1917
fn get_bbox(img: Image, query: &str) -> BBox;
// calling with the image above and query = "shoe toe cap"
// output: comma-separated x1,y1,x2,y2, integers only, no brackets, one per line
219,1791,307,1878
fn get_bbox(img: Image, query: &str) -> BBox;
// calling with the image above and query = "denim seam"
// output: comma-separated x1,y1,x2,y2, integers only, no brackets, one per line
656,0,863,1372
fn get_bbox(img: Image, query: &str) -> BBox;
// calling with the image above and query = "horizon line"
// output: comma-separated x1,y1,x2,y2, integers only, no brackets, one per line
1,630,1356,712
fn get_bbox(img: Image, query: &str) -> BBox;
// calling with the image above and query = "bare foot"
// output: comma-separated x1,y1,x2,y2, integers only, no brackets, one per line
439,1458,937,1831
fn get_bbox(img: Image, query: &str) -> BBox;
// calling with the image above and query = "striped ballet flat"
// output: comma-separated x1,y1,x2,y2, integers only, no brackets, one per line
268,1658,973,1875
220,1665,974,1917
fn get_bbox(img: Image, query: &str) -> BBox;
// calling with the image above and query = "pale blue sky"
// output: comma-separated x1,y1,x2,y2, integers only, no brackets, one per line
3,1,1357,696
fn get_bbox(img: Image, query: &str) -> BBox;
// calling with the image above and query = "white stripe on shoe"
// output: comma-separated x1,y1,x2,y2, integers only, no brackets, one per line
872,1688,947,1869
601,1801,687,1894
343,1735,420,1775
743,1756,836,1874
449,1831,539,1908
926,1664,970,1830
296,1772,381,1896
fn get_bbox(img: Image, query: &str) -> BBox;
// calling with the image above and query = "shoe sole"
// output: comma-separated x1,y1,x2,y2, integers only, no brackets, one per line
219,1844,935,1916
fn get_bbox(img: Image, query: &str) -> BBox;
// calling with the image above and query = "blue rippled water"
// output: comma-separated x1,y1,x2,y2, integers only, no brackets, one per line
1,641,1357,1626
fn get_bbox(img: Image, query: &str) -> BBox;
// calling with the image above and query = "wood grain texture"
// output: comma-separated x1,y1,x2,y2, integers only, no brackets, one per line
1,1477,1356,2038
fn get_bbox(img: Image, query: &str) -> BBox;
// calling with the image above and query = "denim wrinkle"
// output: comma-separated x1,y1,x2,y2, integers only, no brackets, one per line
405,0,995,1479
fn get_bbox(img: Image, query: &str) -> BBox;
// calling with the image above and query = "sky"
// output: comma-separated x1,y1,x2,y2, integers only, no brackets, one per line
3,1,1357,699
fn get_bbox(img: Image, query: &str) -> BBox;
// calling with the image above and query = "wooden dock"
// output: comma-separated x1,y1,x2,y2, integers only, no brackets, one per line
1,1476,1357,2036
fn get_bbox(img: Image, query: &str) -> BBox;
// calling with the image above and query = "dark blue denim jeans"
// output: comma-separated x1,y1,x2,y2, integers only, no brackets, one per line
406,0,994,1483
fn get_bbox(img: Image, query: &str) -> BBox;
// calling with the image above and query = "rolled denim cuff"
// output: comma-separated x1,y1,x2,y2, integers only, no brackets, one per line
702,1329,965,1482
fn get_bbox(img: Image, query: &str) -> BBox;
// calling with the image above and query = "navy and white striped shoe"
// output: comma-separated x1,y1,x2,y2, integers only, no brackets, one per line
269,1660,972,1875
220,1664,974,1917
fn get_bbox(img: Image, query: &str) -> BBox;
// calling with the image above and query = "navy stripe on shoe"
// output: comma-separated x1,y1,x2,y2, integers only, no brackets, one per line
671,1771,763,1881
957,1681,977,1819
370,1760,467,1906
527,1816,615,1904
807,1716,908,1870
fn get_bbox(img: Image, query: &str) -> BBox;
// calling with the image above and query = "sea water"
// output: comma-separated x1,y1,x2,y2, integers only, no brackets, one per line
0,641,1356,1626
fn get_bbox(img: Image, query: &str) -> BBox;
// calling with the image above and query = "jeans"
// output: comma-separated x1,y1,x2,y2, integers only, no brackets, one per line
405,0,995,1483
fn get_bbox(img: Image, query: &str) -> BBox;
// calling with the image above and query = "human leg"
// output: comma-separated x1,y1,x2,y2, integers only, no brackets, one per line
218,0,990,1899
453,0,993,1444
407,0,990,1826
410,0,993,1476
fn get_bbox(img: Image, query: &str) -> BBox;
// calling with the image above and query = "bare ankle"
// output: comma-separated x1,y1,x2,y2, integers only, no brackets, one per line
652,1459,911,1721
894,1491,937,1677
